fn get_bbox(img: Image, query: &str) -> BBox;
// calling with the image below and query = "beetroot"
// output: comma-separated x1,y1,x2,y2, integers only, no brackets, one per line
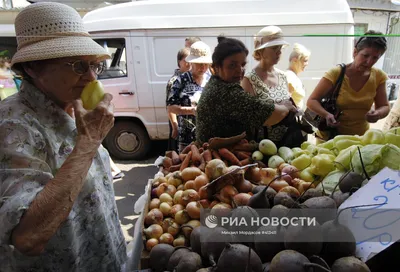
216,243,262,272
149,243,174,272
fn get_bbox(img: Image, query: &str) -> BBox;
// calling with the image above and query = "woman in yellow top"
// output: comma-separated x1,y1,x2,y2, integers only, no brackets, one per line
307,30,390,141
286,43,311,110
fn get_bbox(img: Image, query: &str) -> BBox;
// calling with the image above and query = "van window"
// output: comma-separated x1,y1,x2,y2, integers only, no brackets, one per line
94,38,127,79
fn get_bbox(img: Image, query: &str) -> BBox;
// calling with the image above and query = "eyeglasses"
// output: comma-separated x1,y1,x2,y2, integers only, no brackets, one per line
65,60,105,75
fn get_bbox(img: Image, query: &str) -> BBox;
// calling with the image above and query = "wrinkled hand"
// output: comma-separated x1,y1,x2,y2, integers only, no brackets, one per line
171,122,178,139
365,110,381,123
325,113,340,127
73,93,115,147
279,99,298,113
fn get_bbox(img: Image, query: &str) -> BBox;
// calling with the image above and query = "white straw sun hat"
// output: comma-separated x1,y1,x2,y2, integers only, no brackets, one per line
11,2,110,67
185,41,213,64
254,25,290,51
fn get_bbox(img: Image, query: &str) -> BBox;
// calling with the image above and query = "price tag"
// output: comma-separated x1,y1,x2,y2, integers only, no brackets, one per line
338,167,400,262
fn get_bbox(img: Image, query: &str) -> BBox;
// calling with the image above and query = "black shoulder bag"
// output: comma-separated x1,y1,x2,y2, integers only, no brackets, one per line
303,63,346,137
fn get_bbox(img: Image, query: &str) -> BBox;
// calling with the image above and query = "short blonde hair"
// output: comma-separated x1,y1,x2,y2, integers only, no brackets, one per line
289,43,311,62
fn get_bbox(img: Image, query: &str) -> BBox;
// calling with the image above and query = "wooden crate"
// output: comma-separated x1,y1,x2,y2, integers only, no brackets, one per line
138,178,153,270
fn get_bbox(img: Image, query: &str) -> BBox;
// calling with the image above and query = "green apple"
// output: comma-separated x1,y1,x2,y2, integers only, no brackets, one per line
252,150,264,161
259,139,277,156
388,127,400,135
268,155,285,168
81,80,105,110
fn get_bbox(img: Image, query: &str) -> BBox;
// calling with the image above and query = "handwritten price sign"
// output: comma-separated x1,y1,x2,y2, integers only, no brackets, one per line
338,167,400,262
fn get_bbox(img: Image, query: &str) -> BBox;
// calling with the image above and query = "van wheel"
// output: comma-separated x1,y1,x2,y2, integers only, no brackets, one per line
104,121,151,160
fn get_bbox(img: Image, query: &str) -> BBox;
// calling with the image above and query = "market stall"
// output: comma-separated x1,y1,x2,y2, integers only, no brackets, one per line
128,128,400,272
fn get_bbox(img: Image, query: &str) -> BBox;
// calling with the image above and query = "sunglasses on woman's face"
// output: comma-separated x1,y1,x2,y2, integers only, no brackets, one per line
65,60,105,75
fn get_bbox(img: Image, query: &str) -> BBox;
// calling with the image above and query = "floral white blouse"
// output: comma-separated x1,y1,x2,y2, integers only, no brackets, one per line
0,81,127,271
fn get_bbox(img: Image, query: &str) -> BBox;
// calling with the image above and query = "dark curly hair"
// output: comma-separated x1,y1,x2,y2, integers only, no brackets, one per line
212,36,249,69
355,30,387,53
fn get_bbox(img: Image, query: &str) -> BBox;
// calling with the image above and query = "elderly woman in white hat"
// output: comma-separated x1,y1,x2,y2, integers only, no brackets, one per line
167,41,212,152
0,2,127,271
241,25,301,147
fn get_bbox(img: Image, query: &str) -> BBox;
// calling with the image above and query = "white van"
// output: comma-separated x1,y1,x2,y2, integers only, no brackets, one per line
81,0,354,160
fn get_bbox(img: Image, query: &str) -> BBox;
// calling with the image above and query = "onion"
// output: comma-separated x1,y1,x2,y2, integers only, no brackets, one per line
233,193,251,206
235,179,253,193
181,189,200,206
186,201,201,219
173,190,183,205
279,186,300,198
193,174,209,191
151,188,157,198
205,159,227,180
198,185,209,200
281,165,300,179
220,185,238,203
159,202,172,217
177,184,184,191
159,233,174,245
146,238,159,251
156,183,168,197
149,198,161,210
167,222,180,237
173,235,188,247
170,204,184,218
209,200,219,209
161,217,175,233
152,176,167,188
184,180,196,190
145,208,163,226
175,210,190,225
211,203,232,217
199,199,211,209
280,173,293,186
159,193,173,206
182,220,201,238
168,173,183,187
166,184,177,197
269,180,289,192
144,224,163,239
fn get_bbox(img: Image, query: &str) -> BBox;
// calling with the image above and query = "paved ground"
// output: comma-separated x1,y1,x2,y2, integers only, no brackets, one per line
113,140,168,244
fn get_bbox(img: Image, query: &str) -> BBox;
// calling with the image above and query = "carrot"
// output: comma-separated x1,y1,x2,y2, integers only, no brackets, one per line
180,151,192,171
169,164,182,172
181,143,193,154
211,150,221,160
235,151,251,160
171,151,180,165
239,158,252,166
162,157,172,169
208,132,246,150
238,139,249,144
179,153,187,162
218,148,241,166
232,142,258,152
203,150,212,163
191,145,201,166
198,154,206,172
202,142,210,150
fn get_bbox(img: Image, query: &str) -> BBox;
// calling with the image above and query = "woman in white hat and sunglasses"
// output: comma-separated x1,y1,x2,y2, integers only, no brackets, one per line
242,26,300,146
0,3,127,271
167,41,212,152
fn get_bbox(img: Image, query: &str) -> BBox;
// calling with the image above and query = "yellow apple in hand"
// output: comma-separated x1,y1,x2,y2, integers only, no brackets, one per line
80,80,105,110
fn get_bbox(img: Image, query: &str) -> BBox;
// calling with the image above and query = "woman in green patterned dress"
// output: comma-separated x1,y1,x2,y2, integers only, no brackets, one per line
196,36,294,144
